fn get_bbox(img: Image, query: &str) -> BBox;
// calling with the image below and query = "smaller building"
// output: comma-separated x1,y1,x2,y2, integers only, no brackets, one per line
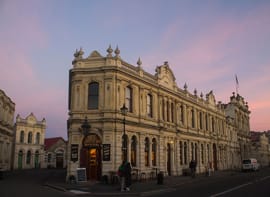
13,113,46,169
45,137,67,168
0,89,15,171
250,131,270,167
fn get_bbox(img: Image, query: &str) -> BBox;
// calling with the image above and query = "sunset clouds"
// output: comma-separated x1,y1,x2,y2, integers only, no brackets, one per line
1,0,269,138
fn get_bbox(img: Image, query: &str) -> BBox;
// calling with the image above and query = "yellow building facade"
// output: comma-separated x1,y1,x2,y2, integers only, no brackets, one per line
0,89,15,171
13,113,46,169
67,46,251,181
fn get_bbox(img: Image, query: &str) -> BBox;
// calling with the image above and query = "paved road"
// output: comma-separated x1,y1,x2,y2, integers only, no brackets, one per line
1,168,270,197
0,169,68,197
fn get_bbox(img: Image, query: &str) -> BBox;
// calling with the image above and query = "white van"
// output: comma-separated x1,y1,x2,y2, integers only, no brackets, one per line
242,158,260,171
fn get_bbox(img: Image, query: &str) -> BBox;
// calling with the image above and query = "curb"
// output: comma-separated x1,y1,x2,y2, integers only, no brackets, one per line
44,182,67,192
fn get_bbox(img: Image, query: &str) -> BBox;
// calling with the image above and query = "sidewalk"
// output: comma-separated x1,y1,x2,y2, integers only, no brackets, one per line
45,170,239,196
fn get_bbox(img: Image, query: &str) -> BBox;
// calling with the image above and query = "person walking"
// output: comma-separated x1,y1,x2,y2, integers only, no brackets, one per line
118,161,126,192
124,162,132,191
189,160,197,178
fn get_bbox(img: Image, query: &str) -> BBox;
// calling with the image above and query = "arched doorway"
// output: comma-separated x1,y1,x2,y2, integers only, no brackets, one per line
56,150,64,168
18,150,23,169
80,133,102,180
213,144,218,170
35,150,39,168
167,143,171,176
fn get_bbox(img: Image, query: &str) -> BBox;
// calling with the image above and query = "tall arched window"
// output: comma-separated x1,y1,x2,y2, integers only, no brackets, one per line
144,137,150,166
26,150,31,164
180,105,184,124
88,82,99,109
184,142,187,164
28,132,32,144
179,141,183,165
147,94,153,117
191,109,195,128
199,112,203,129
171,103,174,123
20,130,24,143
36,133,40,144
125,86,133,112
212,117,215,132
205,114,208,131
201,144,204,164
131,136,137,166
152,138,157,166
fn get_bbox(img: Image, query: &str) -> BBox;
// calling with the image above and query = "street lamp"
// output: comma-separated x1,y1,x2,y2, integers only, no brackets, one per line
81,116,91,136
120,104,128,162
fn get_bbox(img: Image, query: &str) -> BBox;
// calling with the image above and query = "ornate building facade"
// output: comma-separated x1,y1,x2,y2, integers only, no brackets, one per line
0,89,15,171
13,113,46,169
67,46,251,181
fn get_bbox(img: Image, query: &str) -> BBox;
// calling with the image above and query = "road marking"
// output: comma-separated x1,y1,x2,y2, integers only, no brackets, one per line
69,190,90,194
210,182,252,197
210,175,270,197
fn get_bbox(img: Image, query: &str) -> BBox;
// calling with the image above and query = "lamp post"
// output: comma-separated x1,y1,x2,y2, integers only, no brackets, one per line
81,116,91,137
120,104,128,162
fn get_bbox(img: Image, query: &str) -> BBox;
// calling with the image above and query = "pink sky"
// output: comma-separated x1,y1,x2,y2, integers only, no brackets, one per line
0,1,269,139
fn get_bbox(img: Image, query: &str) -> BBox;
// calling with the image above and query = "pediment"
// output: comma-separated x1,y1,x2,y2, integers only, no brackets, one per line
88,50,103,58
155,63,176,89
206,90,216,107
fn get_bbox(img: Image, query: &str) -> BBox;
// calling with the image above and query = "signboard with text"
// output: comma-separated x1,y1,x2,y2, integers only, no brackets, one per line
103,144,110,161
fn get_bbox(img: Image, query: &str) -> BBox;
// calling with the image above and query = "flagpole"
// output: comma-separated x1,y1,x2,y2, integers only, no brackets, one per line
235,74,239,95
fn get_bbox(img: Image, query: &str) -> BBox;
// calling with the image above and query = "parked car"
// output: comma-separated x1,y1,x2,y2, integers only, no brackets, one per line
242,158,260,171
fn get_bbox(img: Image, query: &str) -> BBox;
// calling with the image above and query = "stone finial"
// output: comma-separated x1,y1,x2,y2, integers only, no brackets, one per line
78,47,84,58
137,57,142,67
184,83,188,91
194,89,197,96
200,92,203,98
106,44,113,57
74,48,79,58
114,45,120,57
164,61,168,66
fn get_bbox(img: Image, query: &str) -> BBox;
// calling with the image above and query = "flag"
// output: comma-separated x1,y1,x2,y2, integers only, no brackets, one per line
235,74,239,86
235,74,239,94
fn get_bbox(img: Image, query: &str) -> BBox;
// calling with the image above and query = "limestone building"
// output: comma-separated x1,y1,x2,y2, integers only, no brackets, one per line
13,113,46,169
250,131,270,167
44,137,67,168
0,89,15,171
67,46,251,181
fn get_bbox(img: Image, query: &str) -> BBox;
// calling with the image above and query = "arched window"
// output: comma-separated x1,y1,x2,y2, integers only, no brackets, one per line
199,112,203,129
179,141,183,165
180,105,184,124
20,130,24,143
171,103,174,123
48,153,52,163
88,82,99,109
201,144,204,164
147,94,153,117
26,150,31,164
167,101,170,122
125,86,133,112
28,132,32,144
144,137,150,166
36,133,40,144
162,99,165,120
184,142,187,164
212,117,215,132
191,109,195,128
131,136,137,167
152,138,157,166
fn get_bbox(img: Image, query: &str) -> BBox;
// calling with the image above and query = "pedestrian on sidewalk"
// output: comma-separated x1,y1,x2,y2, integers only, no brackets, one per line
189,159,197,178
118,161,126,192
124,162,132,191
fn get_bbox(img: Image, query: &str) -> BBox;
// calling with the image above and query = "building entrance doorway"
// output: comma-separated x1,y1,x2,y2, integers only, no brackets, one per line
81,133,102,180
213,144,218,170
167,143,171,176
